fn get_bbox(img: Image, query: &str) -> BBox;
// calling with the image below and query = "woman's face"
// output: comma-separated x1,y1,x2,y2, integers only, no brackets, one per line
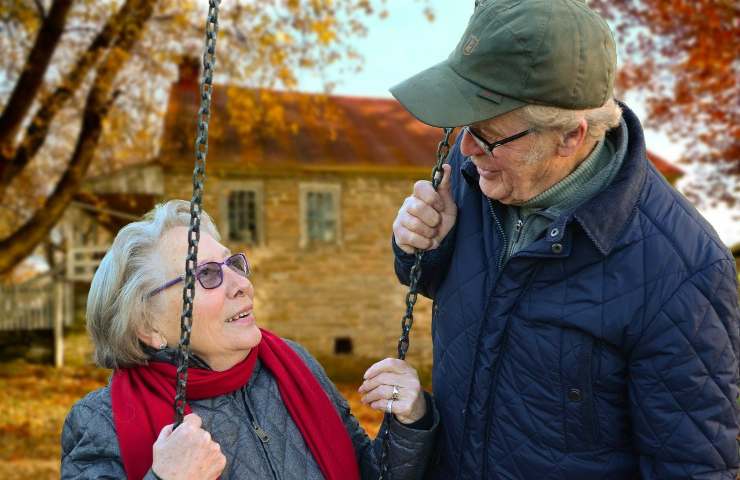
153,226,261,371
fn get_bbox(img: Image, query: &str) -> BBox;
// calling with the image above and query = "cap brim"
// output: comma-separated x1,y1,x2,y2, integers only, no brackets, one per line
390,61,525,128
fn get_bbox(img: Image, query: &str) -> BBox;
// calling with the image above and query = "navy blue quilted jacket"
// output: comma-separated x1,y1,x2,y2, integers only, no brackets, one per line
393,104,740,479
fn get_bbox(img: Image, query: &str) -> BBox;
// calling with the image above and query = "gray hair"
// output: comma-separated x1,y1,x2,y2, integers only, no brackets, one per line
518,97,622,142
86,199,220,369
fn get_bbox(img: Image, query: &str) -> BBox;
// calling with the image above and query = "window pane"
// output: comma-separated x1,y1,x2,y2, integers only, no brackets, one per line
306,190,337,243
227,190,258,243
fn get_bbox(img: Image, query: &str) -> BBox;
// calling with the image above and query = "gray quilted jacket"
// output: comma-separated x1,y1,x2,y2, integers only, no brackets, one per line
61,340,438,479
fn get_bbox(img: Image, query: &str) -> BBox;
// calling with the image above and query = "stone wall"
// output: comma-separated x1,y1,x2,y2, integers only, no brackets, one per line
165,170,434,382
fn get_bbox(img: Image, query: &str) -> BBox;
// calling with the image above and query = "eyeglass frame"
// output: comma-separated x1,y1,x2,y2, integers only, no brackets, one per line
462,125,533,156
146,253,250,299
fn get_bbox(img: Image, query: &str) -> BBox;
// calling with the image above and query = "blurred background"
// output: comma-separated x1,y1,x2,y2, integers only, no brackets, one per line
0,1,737,478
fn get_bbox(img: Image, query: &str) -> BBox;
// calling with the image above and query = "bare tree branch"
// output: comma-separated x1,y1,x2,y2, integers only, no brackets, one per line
0,0,73,160
32,0,46,20
0,0,149,194
0,0,156,274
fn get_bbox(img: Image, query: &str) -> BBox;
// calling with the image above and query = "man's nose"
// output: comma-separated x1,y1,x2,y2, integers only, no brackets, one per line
460,129,485,157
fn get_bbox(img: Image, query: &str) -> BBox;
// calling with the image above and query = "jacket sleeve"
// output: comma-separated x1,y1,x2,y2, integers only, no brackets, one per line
392,136,464,300
287,341,439,480
627,259,740,479
61,391,159,480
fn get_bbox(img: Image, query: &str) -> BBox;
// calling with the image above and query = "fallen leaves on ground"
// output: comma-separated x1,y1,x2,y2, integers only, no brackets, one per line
0,332,384,479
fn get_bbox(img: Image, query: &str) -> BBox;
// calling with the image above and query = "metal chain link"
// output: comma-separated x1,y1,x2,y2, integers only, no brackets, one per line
378,127,454,479
173,0,221,429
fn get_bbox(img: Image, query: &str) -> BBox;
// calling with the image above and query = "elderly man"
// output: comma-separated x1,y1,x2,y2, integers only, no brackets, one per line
390,1,740,479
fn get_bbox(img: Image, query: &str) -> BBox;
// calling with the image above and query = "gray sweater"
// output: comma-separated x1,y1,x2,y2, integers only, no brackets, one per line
61,340,438,479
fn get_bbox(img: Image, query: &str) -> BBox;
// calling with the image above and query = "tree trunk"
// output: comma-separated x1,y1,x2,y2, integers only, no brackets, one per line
0,0,155,275
0,0,146,193
0,0,74,163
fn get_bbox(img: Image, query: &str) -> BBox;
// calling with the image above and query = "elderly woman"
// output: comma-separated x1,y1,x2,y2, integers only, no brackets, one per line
61,200,438,480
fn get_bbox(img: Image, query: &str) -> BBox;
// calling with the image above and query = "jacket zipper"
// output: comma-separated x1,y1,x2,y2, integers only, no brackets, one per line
483,198,544,479
479,198,509,480
509,216,525,259
242,392,280,480
488,198,508,271
252,421,270,444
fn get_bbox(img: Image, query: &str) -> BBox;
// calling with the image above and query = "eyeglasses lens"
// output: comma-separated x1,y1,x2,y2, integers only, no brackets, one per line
226,254,249,277
465,127,489,153
197,263,223,289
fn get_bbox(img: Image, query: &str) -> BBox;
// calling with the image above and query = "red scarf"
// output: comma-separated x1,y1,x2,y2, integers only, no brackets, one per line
111,329,360,480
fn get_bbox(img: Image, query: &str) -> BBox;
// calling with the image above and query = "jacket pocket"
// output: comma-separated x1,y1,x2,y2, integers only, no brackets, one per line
561,330,599,452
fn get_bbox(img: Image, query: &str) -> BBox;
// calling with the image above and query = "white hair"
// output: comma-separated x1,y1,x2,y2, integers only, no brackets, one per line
518,97,622,142
86,199,220,369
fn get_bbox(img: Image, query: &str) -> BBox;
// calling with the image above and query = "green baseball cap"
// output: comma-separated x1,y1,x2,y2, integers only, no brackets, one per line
390,0,617,128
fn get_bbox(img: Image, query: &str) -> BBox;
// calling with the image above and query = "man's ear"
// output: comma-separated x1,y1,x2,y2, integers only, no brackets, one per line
556,118,588,157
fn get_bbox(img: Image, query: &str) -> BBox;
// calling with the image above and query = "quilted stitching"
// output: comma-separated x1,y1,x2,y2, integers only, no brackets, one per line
394,104,740,479
61,341,439,479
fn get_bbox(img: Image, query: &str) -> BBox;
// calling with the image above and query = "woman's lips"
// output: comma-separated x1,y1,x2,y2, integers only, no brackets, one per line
227,312,255,326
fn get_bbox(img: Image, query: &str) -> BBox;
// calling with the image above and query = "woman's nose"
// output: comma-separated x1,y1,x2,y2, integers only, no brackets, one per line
224,267,253,298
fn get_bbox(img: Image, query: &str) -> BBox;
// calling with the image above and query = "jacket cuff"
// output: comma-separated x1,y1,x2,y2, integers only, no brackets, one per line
392,227,457,269
402,392,435,430
392,235,416,265
389,391,439,437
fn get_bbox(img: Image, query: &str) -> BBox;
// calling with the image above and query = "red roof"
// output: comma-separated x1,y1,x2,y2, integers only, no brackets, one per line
159,60,682,179
160,67,446,174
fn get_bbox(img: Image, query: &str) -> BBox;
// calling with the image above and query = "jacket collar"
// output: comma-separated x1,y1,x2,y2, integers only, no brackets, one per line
460,101,647,256
571,102,647,255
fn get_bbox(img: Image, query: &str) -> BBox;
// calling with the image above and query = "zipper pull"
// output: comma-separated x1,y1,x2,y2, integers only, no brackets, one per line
252,421,270,443
515,219,524,232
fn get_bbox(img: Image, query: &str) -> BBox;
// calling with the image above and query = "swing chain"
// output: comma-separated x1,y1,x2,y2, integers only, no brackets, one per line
174,0,221,428
378,126,454,480
397,127,452,361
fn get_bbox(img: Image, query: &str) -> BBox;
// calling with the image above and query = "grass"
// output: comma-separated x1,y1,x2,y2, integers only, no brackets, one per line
0,332,384,479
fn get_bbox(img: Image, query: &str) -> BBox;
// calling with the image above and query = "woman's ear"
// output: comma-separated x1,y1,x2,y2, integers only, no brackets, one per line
556,118,589,157
137,325,168,350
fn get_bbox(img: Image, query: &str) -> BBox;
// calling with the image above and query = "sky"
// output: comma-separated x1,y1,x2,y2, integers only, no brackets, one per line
297,1,739,247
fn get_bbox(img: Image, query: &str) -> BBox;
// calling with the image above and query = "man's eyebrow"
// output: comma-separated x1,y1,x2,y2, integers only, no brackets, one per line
479,124,504,138
470,121,503,139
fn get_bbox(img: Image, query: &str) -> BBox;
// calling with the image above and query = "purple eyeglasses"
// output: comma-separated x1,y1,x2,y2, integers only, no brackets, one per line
147,253,250,298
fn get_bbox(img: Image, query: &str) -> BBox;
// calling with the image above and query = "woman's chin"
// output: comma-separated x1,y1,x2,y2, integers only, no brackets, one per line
230,322,262,350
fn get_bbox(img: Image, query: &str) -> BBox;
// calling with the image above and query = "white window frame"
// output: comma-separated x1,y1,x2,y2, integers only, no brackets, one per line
219,180,265,246
299,182,342,248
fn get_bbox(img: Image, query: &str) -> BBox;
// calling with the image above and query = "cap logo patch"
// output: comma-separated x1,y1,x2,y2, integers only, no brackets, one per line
463,35,480,55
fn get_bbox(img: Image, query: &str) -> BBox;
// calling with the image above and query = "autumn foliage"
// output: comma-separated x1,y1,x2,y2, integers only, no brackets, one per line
0,0,736,276
0,0,392,276
0,332,384,479
589,0,739,206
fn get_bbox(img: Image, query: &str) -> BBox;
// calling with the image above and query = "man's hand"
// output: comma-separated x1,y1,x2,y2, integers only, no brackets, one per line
152,413,226,480
393,164,457,254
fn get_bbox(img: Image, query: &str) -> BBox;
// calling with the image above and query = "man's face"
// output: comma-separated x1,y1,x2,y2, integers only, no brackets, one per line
460,111,562,205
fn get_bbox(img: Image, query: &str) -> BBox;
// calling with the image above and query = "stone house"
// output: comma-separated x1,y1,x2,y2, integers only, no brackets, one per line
62,60,683,380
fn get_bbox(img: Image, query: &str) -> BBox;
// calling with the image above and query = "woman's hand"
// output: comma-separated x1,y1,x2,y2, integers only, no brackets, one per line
359,358,426,424
151,413,226,480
